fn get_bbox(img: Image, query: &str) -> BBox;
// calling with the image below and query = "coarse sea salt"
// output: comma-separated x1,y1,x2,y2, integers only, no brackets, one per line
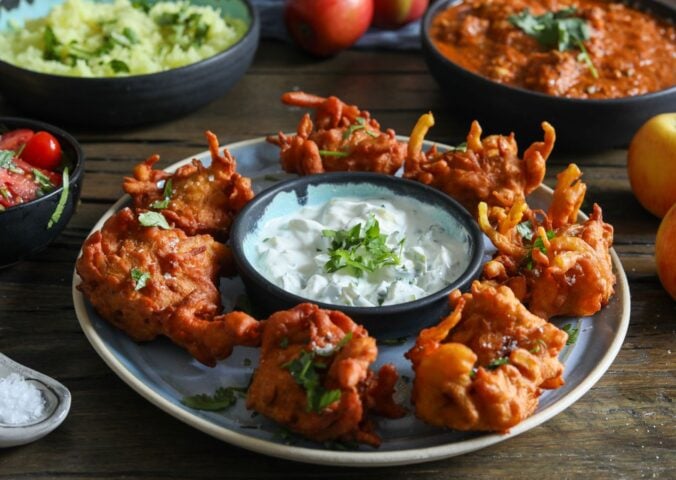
0,373,45,425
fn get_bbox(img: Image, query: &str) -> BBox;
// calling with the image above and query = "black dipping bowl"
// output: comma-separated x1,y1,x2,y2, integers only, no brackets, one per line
0,0,259,128
0,117,84,267
422,0,676,150
231,173,485,338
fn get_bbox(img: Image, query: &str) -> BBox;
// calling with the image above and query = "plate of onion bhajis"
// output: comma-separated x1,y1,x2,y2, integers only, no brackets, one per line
72,92,630,466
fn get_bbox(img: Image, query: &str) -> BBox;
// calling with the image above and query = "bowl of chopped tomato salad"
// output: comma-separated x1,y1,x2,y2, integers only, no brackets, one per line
0,117,84,267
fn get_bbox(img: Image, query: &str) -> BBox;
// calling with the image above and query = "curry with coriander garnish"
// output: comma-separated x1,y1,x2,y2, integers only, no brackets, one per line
429,0,676,98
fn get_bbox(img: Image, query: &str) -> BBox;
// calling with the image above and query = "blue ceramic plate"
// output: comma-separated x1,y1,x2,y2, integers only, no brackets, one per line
72,137,630,466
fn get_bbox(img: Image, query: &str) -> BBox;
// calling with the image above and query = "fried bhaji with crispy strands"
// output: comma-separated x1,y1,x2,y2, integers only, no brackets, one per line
246,303,404,447
406,281,567,433
404,113,554,216
123,130,254,241
266,92,407,175
76,208,261,367
480,164,615,318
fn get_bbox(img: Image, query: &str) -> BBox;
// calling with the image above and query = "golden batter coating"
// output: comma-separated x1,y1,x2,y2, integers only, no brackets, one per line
246,303,404,447
404,113,553,216
479,164,615,318
76,208,260,366
267,92,407,176
123,131,254,241
406,281,567,432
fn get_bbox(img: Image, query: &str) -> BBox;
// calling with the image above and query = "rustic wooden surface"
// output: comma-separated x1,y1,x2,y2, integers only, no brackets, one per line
0,41,674,479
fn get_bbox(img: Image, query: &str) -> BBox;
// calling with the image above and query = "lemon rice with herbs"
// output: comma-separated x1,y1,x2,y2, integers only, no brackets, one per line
0,0,247,77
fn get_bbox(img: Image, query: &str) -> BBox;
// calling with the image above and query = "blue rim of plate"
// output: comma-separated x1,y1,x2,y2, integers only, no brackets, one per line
71,136,631,467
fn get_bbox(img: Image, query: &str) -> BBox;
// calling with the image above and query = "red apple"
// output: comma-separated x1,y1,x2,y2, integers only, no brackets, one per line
373,0,429,29
285,0,374,57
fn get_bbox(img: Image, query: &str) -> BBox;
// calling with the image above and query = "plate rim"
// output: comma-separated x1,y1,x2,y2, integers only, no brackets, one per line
71,136,631,467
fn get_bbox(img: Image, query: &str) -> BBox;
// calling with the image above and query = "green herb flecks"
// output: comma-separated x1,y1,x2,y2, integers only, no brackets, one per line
279,337,289,349
138,211,172,229
150,179,173,209
130,268,151,291
318,150,350,158
283,333,353,413
43,26,61,61
322,216,403,277
562,323,580,345
0,150,15,169
32,169,55,195
181,385,248,411
155,7,211,49
284,351,342,413
509,7,599,79
342,117,378,140
0,186,12,201
524,229,556,270
486,357,510,369
47,167,69,229
110,59,130,73
0,150,23,174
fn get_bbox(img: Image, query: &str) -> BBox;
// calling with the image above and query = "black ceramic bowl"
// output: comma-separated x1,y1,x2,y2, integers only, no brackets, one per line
0,0,259,128
231,172,485,338
422,0,676,150
0,117,84,267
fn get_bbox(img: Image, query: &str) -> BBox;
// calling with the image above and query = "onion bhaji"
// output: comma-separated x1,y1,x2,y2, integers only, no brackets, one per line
76,208,260,366
123,131,254,241
266,91,407,175
406,281,567,433
246,303,405,447
404,112,554,216
480,164,616,318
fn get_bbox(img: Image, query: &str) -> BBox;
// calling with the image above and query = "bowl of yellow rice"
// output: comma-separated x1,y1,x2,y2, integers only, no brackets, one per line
0,0,259,127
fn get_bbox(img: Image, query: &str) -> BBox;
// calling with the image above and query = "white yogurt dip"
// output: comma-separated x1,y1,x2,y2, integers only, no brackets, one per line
252,196,471,307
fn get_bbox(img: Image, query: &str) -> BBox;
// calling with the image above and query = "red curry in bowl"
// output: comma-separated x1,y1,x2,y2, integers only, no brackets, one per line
430,0,676,98
0,129,64,211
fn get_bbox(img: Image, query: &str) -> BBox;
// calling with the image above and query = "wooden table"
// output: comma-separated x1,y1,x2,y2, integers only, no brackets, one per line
1,41,673,479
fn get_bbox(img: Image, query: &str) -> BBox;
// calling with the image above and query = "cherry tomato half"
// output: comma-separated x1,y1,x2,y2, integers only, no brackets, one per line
20,131,62,170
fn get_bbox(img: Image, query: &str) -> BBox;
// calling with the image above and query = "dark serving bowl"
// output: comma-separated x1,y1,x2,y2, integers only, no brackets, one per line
0,117,84,267
0,0,259,128
421,0,676,150
231,172,485,339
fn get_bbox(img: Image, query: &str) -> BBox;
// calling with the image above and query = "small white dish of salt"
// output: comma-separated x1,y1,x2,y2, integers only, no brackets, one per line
0,353,71,447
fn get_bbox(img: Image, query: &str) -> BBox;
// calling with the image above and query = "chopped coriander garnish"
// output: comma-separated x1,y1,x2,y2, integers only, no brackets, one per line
47,167,69,229
110,59,130,73
150,179,173,209
486,357,509,369
279,337,289,349
323,216,403,277
524,229,556,270
562,323,580,345
0,150,15,169
181,385,248,411
509,7,599,79
283,350,342,413
138,211,171,229
318,150,350,158
130,267,150,291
